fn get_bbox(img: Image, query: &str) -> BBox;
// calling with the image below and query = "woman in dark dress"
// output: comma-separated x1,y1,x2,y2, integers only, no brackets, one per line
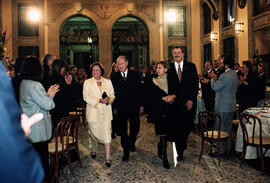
238,60,257,112
146,61,175,169
46,59,74,128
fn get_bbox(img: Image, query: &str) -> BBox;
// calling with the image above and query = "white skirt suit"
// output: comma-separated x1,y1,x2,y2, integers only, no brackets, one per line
83,77,115,143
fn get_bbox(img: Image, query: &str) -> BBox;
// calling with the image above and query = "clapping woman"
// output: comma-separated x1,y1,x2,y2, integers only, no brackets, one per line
20,56,59,177
83,62,115,167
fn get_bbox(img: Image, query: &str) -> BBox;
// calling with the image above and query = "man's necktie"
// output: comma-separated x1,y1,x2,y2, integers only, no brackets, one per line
178,64,182,81
123,73,127,81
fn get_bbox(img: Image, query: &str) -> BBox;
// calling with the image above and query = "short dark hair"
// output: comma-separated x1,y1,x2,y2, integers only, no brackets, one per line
223,56,234,69
21,56,43,82
234,63,240,67
242,60,253,71
14,56,25,74
90,62,105,76
172,46,184,53
51,59,66,75
42,53,54,66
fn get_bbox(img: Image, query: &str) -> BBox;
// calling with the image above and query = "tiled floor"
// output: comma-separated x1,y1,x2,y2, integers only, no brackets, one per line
59,116,270,183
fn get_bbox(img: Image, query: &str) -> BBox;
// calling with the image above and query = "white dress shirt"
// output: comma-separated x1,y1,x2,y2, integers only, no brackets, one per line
121,69,128,78
174,61,183,74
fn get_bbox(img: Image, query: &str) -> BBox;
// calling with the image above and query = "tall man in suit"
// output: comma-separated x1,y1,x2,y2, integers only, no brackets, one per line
209,56,238,155
167,47,198,161
111,55,144,162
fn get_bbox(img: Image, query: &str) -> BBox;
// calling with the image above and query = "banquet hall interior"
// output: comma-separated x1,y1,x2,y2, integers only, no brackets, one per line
1,0,270,182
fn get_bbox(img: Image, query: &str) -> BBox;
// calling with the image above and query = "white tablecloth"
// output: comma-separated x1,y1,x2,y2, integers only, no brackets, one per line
235,112,270,159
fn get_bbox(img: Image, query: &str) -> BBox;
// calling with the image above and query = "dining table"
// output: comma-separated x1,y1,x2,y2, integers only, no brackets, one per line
235,107,270,159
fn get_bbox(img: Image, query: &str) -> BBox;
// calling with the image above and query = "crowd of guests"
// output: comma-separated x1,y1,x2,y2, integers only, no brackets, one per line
200,55,267,156
0,48,268,182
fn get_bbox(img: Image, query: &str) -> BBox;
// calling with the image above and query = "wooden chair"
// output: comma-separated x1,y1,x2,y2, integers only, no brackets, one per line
48,117,72,182
198,111,230,166
66,115,82,169
239,113,270,173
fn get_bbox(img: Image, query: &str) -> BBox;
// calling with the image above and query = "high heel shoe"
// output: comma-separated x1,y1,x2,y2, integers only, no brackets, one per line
105,160,111,167
157,143,162,159
91,152,96,159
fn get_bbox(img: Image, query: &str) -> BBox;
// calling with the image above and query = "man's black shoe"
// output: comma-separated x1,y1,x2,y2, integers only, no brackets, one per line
122,155,129,162
130,145,136,152
177,153,183,161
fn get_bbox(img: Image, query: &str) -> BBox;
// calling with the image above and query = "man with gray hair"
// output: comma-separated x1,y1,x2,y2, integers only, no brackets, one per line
111,55,144,162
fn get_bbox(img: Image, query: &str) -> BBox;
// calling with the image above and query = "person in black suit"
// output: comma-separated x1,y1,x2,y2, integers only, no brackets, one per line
201,61,215,111
111,55,144,162
255,63,267,106
167,47,198,161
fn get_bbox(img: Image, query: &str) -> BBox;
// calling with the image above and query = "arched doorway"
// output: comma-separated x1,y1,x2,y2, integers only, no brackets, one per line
60,15,98,72
112,16,149,70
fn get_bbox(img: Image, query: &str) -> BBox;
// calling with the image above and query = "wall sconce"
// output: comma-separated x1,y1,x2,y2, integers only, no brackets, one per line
210,31,218,42
235,21,244,33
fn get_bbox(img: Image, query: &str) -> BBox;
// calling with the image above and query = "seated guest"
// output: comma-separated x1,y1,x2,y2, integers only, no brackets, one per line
20,56,59,177
237,61,257,112
255,63,267,106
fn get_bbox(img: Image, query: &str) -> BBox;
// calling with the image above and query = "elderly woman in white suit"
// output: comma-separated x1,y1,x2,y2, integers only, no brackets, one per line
83,62,115,167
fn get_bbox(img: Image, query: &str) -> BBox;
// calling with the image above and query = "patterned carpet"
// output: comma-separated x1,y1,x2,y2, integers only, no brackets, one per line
59,116,270,183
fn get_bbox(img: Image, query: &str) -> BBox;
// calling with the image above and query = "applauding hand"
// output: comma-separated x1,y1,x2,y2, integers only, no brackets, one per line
47,84,60,97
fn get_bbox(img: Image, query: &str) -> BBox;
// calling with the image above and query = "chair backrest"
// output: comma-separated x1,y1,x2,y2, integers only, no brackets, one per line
239,113,263,146
198,111,222,138
69,115,80,144
54,116,72,153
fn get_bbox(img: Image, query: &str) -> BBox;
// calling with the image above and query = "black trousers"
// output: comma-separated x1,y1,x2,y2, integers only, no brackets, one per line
32,140,49,177
170,107,195,155
118,109,140,155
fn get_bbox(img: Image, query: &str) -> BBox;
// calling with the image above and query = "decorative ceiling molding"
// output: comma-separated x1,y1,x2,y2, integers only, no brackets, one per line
84,4,123,20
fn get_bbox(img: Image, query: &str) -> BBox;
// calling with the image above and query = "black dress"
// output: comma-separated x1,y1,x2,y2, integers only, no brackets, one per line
237,72,257,112
146,77,170,136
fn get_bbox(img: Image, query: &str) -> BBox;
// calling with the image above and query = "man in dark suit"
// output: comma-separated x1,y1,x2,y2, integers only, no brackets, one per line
201,61,215,111
111,55,144,162
255,63,267,106
167,47,198,161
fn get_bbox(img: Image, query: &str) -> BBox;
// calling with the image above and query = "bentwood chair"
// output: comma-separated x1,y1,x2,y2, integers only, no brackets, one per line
66,115,82,168
239,113,270,173
48,116,72,182
198,111,230,166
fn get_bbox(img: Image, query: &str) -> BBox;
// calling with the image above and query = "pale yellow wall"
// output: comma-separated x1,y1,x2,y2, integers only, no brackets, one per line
1,0,13,59
191,0,201,74
237,2,249,65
